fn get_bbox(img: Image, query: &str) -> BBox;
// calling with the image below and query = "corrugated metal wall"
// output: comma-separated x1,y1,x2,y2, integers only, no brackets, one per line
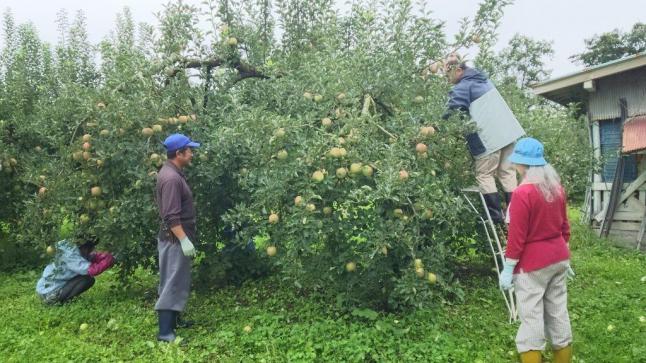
590,68,646,121
600,119,637,182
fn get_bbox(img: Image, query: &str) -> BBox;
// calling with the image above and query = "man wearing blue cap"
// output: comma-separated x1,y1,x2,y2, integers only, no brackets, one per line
154,133,200,342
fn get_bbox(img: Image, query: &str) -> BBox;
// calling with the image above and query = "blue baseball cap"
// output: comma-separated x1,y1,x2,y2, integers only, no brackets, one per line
163,133,200,152
509,137,547,166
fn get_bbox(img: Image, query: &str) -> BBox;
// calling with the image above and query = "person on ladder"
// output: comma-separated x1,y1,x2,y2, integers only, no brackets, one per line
499,138,574,363
442,53,525,225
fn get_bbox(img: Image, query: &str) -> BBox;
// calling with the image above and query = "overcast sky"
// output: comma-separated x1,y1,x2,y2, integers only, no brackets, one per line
1,0,644,79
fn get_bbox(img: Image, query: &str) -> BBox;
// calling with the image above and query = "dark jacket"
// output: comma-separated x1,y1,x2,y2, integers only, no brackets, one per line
155,161,197,242
443,68,495,156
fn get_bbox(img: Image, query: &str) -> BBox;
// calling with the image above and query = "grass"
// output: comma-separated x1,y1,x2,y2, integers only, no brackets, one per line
1,215,645,362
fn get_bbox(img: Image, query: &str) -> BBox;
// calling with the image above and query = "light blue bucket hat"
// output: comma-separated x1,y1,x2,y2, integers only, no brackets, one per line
508,137,547,166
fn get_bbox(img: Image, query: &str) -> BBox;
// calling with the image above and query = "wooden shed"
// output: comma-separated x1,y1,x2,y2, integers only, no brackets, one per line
532,52,646,248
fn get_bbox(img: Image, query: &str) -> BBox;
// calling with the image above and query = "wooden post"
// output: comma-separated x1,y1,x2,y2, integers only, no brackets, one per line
592,121,602,216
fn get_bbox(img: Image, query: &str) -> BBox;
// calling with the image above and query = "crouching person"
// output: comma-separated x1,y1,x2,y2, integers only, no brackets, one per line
499,138,574,363
36,236,115,304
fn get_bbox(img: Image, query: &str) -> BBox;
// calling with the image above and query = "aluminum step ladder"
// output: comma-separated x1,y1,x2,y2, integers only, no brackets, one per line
461,186,518,323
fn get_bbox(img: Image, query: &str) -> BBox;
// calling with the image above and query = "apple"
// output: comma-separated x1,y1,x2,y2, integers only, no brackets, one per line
273,128,286,138
312,170,325,183
414,259,423,268
80,214,90,224
268,213,279,224
427,272,437,285
38,187,47,197
349,163,363,175
142,128,154,137
639,316,646,323
276,149,288,160
336,167,348,178
345,261,356,272
294,196,303,206
79,323,89,331
399,170,409,181
82,152,91,161
607,324,615,332
338,137,346,145
361,165,373,177
178,115,189,124
150,153,160,162
227,37,238,46
323,207,332,215
35,146,42,152
393,208,404,218
414,96,424,104
336,92,346,101
306,203,316,212
152,124,163,133
430,62,440,74
416,143,428,153
96,159,104,168
415,267,425,278
321,117,333,127
99,129,110,137
314,94,323,103
243,325,252,333
82,142,91,151
303,92,313,100
420,126,436,137
36,174,44,182
91,186,102,197
266,246,277,257
82,134,92,142
46,246,55,255
471,34,481,44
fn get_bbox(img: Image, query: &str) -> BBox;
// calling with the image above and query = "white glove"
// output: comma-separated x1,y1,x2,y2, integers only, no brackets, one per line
179,236,196,257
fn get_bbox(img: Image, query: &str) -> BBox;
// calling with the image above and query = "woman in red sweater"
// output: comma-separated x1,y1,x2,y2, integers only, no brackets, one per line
499,137,574,363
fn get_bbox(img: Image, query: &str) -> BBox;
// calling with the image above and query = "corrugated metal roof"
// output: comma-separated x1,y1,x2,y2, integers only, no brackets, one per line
623,116,646,154
589,69,646,121
532,52,646,101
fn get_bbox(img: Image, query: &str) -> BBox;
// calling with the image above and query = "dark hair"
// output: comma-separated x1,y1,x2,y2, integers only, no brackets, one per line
167,146,189,160
78,235,99,250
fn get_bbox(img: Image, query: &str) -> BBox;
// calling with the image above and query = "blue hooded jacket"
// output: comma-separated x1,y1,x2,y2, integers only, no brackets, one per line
445,67,494,114
36,240,91,296
443,68,495,156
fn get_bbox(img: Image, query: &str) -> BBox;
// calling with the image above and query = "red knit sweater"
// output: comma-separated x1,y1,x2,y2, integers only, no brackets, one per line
505,183,571,274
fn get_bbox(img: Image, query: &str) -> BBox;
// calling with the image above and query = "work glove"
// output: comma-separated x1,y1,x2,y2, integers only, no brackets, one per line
567,264,575,280
179,236,196,257
499,259,518,291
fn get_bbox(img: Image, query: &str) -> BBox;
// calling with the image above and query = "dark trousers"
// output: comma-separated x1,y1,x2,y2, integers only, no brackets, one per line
58,275,95,303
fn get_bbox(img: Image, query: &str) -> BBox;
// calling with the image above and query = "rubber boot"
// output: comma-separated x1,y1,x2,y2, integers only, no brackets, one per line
157,310,177,342
482,193,504,225
552,345,572,363
519,350,542,363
